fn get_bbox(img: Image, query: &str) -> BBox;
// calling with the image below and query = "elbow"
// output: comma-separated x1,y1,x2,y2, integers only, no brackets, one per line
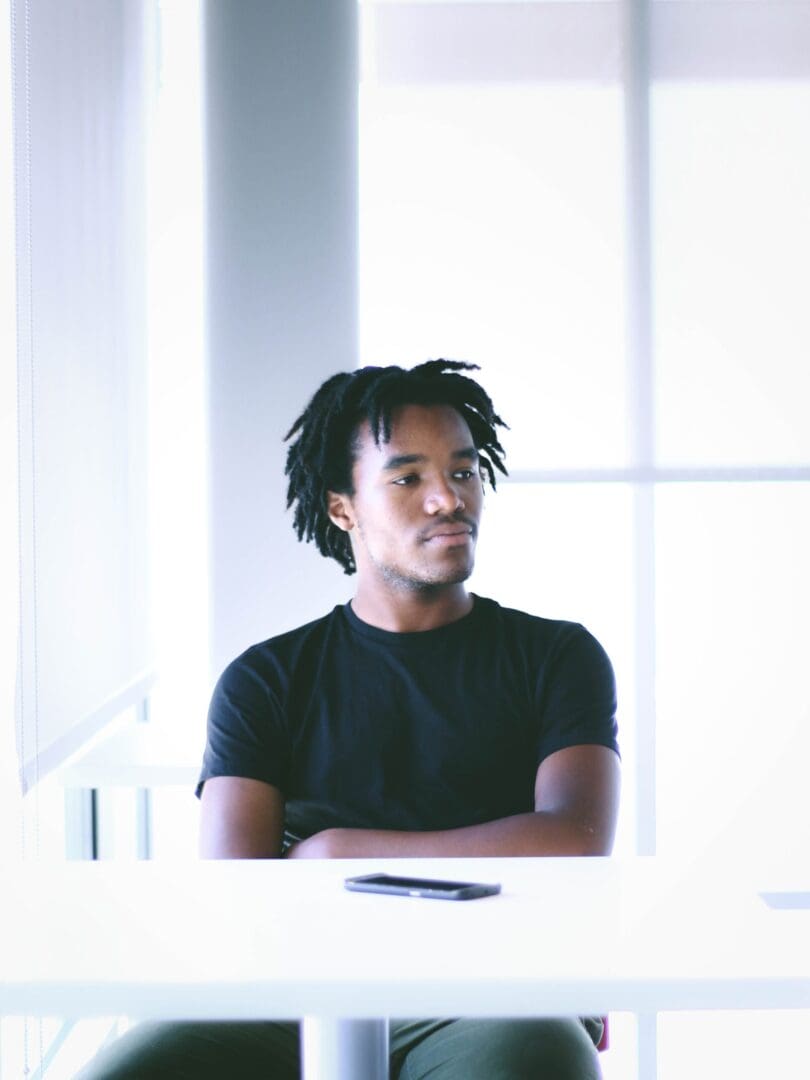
577,823,615,857
565,819,614,857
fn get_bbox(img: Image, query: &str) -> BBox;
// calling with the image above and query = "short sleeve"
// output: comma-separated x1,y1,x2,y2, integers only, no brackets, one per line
534,624,620,765
195,649,291,799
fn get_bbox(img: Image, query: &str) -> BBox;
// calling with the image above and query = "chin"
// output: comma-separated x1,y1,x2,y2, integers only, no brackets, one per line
376,550,476,591
378,569,464,593
437,564,474,586
407,564,475,590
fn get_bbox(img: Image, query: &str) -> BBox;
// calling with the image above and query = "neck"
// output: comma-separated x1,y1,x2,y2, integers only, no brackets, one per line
350,583,474,633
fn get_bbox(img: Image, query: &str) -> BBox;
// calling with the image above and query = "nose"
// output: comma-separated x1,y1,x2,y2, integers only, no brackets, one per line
424,476,465,515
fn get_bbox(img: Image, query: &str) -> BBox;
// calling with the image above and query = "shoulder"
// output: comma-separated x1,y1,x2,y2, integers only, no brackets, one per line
215,605,348,696
473,595,614,690
477,601,620,759
474,595,604,653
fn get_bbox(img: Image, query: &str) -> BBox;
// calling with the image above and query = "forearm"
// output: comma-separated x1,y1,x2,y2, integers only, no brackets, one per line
287,810,606,860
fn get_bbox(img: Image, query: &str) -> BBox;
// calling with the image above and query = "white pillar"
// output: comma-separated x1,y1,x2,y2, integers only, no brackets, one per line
202,0,358,677
302,1018,389,1080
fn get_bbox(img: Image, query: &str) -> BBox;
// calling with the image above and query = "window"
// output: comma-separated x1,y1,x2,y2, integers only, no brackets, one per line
358,2,810,1076
1,2,204,1073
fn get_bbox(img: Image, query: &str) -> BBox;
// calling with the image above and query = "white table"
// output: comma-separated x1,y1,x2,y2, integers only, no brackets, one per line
1,856,808,1079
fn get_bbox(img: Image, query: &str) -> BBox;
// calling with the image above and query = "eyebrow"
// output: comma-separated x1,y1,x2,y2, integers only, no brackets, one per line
381,447,479,471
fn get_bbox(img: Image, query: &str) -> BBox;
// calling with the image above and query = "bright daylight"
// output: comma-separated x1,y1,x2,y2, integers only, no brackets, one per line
2,2,809,1079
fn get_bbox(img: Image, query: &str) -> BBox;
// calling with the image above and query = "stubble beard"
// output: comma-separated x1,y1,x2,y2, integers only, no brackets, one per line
377,551,475,593
353,518,477,593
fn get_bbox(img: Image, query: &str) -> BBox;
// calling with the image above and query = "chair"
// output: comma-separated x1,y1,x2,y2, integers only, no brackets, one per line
596,1016,609,1052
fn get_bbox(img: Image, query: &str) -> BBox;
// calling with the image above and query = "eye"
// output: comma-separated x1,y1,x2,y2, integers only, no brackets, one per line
392,474,418,486
453,468,477,481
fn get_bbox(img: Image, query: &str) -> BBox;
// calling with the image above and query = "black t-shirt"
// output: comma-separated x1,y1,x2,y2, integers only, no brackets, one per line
196,595,619,841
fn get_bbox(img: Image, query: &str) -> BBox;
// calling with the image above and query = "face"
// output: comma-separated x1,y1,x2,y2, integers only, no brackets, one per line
328,404,484,593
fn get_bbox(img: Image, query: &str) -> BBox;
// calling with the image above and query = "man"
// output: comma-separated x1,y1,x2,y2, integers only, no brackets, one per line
81,360,619,1079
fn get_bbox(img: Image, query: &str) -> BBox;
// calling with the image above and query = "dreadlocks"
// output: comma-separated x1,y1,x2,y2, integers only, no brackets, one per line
283,359,508,575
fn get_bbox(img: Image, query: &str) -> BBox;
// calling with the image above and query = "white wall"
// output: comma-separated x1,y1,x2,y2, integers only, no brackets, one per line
203,1,359,678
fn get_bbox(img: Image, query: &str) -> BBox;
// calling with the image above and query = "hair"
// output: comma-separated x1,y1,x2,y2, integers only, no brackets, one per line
283,359,508,575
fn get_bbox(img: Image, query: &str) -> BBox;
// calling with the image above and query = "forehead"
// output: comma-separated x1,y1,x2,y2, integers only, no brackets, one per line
354,403,474,461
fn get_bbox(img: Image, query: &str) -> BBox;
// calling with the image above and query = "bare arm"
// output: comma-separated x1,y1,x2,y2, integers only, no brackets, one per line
287,744,620,860
199,776,285,859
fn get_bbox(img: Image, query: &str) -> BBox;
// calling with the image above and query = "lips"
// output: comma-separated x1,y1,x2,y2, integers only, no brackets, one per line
424,527,472,541
421,520,476,545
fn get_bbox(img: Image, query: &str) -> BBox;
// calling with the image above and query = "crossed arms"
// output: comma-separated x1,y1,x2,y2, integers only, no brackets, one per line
199,744,620,860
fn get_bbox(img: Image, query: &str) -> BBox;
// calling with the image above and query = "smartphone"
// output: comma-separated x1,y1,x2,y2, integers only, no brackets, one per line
344,872,501,901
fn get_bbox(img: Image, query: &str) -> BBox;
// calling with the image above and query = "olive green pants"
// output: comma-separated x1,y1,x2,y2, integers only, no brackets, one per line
78,1016,604,1079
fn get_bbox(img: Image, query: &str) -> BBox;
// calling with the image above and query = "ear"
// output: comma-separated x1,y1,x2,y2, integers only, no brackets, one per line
327,490,355,533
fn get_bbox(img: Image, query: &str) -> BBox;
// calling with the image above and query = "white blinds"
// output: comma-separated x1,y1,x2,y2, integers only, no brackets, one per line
12,0,153,793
